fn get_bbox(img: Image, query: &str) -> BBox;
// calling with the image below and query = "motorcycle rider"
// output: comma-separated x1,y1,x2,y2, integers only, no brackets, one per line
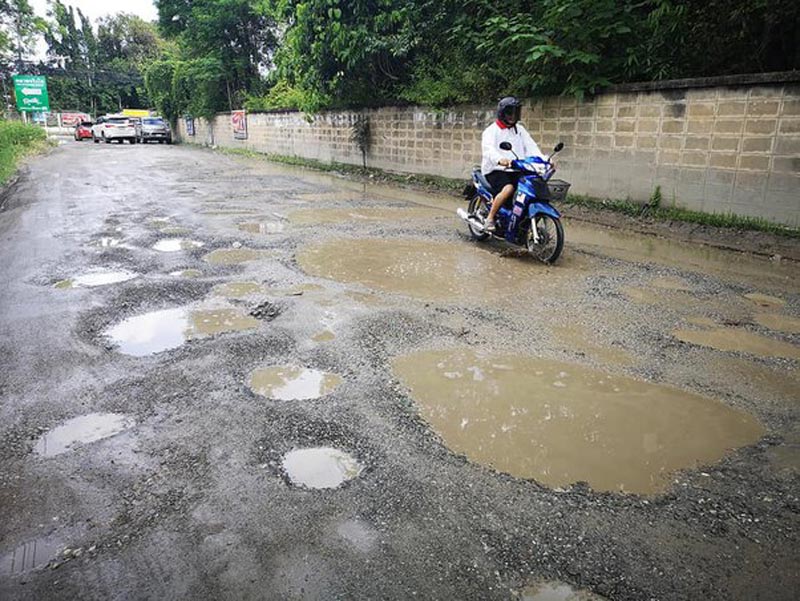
481,96,546,232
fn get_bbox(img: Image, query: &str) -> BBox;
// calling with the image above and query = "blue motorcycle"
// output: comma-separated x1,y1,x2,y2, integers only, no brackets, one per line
457,142,569,264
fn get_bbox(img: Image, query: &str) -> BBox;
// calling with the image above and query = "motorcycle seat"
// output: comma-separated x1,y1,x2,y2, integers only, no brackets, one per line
472,169,496,195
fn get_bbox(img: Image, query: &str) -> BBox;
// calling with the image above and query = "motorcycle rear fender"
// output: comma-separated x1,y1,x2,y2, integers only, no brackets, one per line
529,202,561,220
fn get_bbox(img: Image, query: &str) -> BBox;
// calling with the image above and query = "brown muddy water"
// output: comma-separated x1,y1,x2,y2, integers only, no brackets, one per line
202,248,265,265
289,206,447,225
391,348,764,494
297,238,592,302
673,327,800,360
281,447,363,489
212,281,265,299
569,224,800,291
104,306,260,356
744,293,786,309
34,413,134,457
238,221,286,234
248,365,342,400
753,313,800,334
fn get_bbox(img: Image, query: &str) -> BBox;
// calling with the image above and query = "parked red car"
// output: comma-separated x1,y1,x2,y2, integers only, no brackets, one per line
74,121,93,141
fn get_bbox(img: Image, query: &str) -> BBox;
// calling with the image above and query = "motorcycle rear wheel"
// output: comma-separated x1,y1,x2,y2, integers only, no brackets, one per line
467,194,490,241
526,214,564,264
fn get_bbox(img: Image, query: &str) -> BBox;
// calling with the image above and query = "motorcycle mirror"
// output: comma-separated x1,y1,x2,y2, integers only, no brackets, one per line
553,142,564,153
499,142,512,151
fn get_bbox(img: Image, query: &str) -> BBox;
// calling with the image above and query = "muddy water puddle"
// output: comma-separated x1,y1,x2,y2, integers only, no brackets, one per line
248,366,342,400
55,269,138,288
153,238,204,252
281,447,363,489
392,349,763,494
1,535,63,575
674,327,800,360
34,413,134,457
298,238,592,301
105,305,260,356
753,313,800,334
312,330,336,342
744,293,786,309
708,356,799,406
522,580,608,601
289,206,446,225
213,281,264,298
203,248,265,265
238,221,286,234
569,224,800,291
169,269,202,278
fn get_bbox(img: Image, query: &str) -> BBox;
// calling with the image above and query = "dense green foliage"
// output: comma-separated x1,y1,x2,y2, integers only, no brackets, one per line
43,4,161,114
4,0,798,119
145,0,276,121
0,119,45,183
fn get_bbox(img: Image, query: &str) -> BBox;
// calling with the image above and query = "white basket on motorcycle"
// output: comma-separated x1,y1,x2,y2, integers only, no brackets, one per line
547,179,571,202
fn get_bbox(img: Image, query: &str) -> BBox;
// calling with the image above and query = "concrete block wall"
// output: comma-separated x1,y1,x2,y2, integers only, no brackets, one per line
178,76,800,227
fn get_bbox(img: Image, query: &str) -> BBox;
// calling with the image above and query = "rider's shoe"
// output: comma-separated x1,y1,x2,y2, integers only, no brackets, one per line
484,219,496,232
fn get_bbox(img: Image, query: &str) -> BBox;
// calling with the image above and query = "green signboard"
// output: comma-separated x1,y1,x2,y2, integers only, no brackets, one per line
12,75,50,113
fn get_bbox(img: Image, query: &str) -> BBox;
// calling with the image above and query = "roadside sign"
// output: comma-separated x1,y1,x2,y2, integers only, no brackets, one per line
12,75,50,112
232,110,247,140
122,109,150,118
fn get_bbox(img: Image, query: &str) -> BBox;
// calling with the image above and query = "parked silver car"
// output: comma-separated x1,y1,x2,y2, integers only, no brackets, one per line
138,117,172,144
92,115,138,144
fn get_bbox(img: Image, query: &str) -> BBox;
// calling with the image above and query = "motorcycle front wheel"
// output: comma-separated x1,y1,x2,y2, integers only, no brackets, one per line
467,194,490,241
526,214,564,264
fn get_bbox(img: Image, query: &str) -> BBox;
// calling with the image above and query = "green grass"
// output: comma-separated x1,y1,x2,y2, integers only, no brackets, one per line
0,120,48,186
565,193,800,239
213,145,800,238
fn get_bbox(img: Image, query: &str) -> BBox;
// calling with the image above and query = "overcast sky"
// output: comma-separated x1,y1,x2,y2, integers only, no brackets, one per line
30,0,159,24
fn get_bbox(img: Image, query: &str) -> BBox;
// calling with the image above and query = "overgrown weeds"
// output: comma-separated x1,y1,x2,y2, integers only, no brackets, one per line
0,121,48,186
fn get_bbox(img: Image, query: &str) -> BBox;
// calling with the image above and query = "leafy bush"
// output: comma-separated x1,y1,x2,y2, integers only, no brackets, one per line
0,121,47,185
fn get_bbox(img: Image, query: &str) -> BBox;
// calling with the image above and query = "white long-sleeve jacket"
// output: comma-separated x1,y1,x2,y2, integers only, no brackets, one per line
481,121,544,176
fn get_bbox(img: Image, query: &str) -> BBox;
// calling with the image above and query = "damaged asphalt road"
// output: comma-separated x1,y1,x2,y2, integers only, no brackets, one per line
0,142,798,600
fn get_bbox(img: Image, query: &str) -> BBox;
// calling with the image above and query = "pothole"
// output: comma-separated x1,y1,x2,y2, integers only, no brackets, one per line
202,248,264,264
0,535,64,575
89,236,123,248
213,281,264,298
673,327,800,359
169,269,202,278
160,226,191,236
34,413,134,457
753,313,800,334
104,305,260,356
521,580,608,601
190,308,261,336
248,365,342,400
391,348,764,495
238,221,286,234
153,238,204,252
288,206,446,224
297,238,591,301
281,447,363,489
744,292,785,309
54,269,138,288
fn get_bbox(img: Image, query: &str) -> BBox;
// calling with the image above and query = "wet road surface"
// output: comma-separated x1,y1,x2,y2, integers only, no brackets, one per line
1,142,798,600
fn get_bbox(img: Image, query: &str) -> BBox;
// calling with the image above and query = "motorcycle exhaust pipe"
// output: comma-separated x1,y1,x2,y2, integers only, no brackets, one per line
456,207,482,225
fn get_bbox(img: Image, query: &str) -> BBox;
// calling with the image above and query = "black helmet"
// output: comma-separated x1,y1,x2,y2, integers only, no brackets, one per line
497,96,521,125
